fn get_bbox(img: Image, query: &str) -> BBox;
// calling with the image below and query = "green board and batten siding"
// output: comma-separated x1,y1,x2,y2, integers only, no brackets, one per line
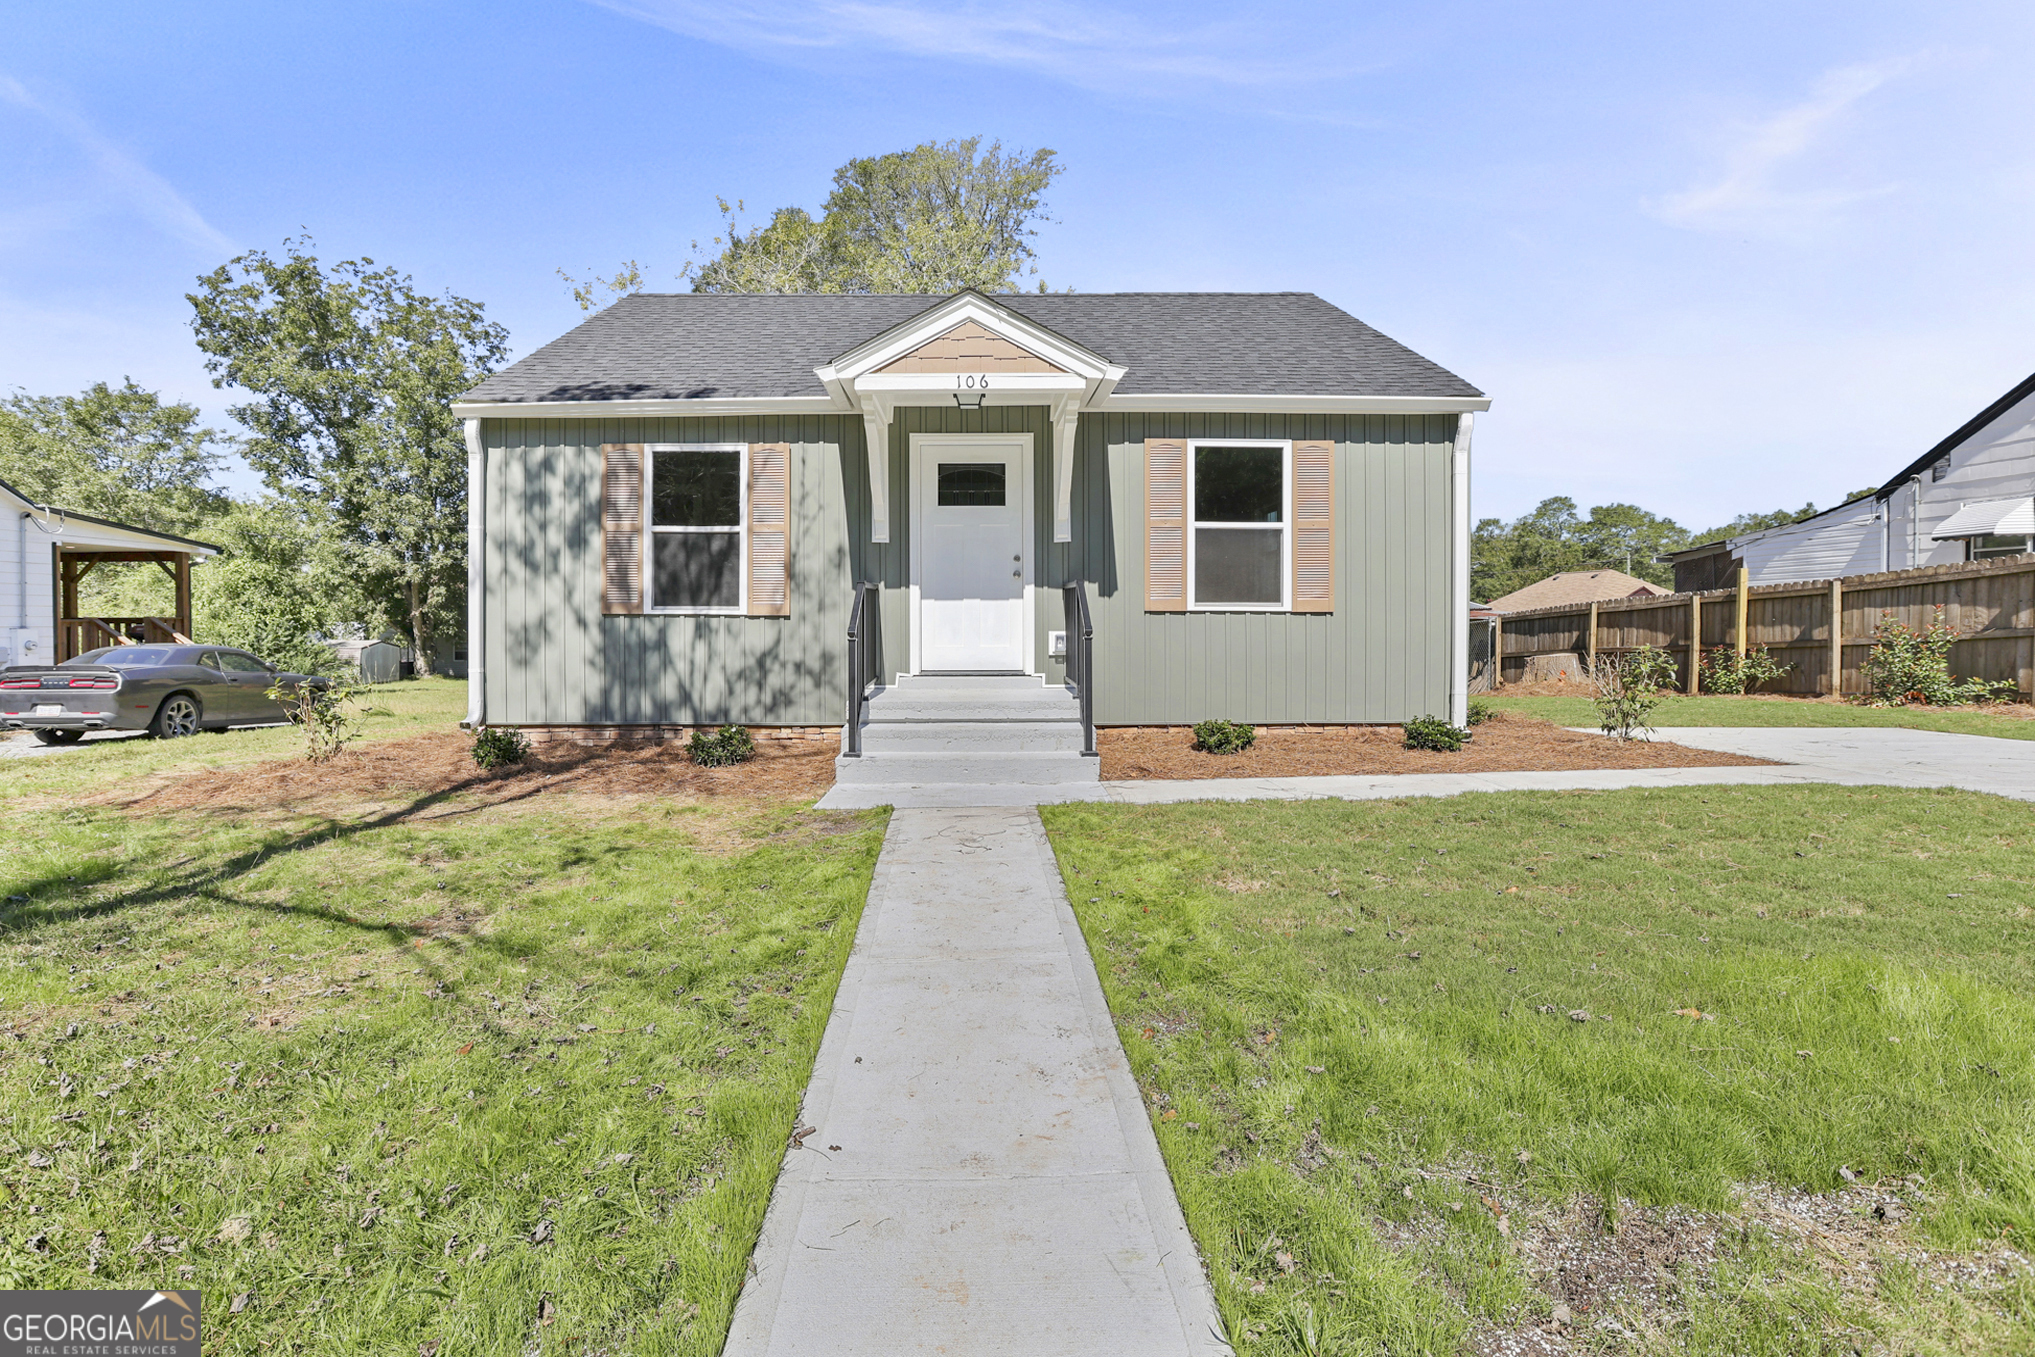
479,410,1456,728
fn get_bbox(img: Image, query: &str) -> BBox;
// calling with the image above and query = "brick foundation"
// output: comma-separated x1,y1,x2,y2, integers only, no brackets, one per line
509,724,842,748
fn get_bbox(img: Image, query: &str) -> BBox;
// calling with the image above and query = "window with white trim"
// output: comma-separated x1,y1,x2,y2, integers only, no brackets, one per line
646,443,747,612
1188,440,1289,609
1970,534,2033,561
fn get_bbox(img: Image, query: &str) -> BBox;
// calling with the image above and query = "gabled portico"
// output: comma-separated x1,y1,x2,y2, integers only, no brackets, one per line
813,290,1126,545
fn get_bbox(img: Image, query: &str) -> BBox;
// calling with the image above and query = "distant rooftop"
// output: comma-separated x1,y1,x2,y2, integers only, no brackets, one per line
1486,569,1670,614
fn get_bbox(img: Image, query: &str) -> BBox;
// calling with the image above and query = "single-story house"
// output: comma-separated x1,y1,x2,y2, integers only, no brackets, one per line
1668,368,2035,588
0,477,220,667
1485,569,1668,614
450,290,1488,741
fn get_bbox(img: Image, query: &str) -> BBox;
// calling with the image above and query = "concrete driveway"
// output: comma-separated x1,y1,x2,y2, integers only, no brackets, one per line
0,731,150,759
1643,726,2035,801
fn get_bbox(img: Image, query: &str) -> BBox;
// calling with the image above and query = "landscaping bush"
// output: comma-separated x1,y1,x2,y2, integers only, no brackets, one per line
1697,644,1792,694
1402,715,1467,752
470,726,530,770
267,677,372,763
1465,697,1493,726
1858,606,2018,707
1191,719,1256,755
1591,644,1679,740
689,724,757,767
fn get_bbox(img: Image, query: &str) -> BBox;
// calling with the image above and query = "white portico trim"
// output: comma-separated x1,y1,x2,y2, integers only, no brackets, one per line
815,291,1125,545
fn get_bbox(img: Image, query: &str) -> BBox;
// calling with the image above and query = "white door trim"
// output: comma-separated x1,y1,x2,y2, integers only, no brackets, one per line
908,431,1036,676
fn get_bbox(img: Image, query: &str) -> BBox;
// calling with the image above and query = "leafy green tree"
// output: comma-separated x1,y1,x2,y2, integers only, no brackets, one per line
188,239,509,674
0,379,229,536
1473,497,1690,602
564,138,1063,303
1689,488,1878,547
816,137,1062,293
191,499,354,675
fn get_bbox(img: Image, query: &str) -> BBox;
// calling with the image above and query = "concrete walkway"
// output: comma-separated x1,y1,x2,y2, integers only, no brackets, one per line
725,807,1230,1357
817,726,2035,808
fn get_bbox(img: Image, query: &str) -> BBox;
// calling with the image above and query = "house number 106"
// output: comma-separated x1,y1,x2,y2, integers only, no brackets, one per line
956,375,990,390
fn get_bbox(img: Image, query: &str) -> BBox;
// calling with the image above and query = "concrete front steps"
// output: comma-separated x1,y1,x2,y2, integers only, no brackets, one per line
821,675,1100,808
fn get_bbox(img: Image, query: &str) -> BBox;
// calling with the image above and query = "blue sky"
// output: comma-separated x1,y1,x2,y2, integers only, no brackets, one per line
5,0,2032,531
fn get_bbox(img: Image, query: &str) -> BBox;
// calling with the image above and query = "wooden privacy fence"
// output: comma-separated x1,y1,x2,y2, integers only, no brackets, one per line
1494,554,2035,697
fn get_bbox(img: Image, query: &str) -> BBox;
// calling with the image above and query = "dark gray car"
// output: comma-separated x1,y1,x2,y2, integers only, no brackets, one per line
0,646,327,745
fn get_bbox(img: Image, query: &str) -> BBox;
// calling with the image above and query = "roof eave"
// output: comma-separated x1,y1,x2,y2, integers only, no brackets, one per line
1875,368,2035,501
451,392,1492,420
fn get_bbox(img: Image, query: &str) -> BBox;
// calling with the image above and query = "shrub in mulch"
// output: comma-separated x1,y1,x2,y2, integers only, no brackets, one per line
1192,719,1256,755
688,725,758,767
1402,715,1468,752
470,727,531,770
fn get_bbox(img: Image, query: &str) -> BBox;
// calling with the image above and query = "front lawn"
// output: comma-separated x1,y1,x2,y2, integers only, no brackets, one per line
1486,691,2035,741
0,743,886,1354
2,676,472,804
1043,787,2035,1354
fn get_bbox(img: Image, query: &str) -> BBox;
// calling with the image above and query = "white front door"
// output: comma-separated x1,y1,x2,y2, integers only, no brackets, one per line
920,443,1026,671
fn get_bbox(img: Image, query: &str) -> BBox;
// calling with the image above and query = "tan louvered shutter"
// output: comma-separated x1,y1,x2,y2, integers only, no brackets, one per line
747,442,791,617
1291,439,1334,612
601,443,644,614
1144,438,1187,611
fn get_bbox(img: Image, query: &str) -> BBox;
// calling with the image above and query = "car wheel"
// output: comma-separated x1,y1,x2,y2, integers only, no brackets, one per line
150,694,203,739
31,729,85,746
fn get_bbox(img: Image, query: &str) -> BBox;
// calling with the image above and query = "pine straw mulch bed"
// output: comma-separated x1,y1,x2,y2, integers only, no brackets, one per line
92,729,837,820
1098,712,1776,781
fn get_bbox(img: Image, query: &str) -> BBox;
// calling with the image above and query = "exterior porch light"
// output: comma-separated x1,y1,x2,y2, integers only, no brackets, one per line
952,388,987,410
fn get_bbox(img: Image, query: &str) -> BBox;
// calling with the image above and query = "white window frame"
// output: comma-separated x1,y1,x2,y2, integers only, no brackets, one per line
1969,534,2034,561
643,442,748,615
1187,438,1291,612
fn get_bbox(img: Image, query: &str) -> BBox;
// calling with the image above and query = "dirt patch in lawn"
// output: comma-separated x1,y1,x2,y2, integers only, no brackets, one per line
1098,712,1775,781
93,728,836,817
1444,1184,2033,1355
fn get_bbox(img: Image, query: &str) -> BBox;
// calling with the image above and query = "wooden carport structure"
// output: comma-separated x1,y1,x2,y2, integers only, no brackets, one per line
55,546,200,662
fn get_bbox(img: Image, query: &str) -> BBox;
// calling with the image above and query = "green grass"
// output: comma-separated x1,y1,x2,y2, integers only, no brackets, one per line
1487,690,2035,740
2,677,472,803
0,753,887,1353
1042,787,2035,1355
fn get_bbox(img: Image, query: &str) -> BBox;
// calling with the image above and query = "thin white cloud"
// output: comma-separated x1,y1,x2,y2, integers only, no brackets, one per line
0,74,235,257
587,0,1321,91
1649,59,1913,237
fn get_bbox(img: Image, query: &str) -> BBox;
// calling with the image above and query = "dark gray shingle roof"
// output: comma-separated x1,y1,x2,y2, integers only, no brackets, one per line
460,292,1482,404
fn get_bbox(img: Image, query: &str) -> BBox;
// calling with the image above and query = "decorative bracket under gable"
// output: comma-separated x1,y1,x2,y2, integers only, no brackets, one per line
859,394,892,544
1051,395,1081,544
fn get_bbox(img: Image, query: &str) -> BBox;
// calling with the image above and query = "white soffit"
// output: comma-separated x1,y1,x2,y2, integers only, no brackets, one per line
1929,497,2035,539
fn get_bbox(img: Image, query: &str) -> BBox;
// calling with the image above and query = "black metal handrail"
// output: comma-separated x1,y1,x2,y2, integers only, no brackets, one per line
843,581,879,757
1061,580,1097,757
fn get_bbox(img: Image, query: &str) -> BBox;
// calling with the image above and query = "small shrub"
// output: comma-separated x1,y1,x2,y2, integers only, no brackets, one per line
1466,697,1494,726
267,677,370,763
1592,645,1679,741
1191,719,1256,755
1698,645,1793,695
1857,607,2018,707
688,724,757,767
471,726,530,770
1402,715,1467,752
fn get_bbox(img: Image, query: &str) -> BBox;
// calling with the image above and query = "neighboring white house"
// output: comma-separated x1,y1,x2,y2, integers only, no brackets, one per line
1883,370,2035,568
1675,370,2035,587
1,477,220,668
